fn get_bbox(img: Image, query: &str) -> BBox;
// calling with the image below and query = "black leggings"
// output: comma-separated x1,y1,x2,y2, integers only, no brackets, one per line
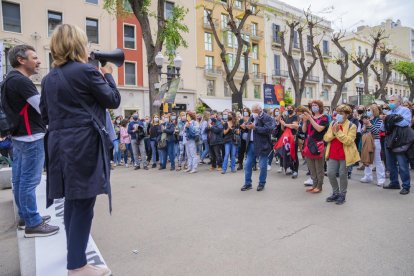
210,144,223,168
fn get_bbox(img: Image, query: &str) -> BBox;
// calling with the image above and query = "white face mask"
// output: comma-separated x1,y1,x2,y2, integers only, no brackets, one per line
164,118,169,123
252,112,258,118
116,120,120,124
154,118,159,123
243,112,249,117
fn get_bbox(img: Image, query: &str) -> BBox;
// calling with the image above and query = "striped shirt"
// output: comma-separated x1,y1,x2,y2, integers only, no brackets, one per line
365,117,382,139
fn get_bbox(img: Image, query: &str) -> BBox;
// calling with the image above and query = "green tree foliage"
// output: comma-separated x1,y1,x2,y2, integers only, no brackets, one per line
284,89,294,106
393,61,414,101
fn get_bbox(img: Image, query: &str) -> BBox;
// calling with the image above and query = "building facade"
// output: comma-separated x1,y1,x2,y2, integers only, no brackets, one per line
195,0,266,111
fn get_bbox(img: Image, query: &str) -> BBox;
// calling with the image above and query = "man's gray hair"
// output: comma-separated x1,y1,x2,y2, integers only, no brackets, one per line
251,103,262,111
8,44,36,68
388,94,402,103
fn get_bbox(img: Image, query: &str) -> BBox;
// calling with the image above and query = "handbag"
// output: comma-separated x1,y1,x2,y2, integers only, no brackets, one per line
119,142,126,152
303,136,324,159
158,133,167,149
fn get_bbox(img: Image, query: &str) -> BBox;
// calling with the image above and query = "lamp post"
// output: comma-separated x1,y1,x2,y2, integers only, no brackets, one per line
154,51,182,114
356,82,364,106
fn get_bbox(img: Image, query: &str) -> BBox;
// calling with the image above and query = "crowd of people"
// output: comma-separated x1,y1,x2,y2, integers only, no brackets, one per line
111,96,414,204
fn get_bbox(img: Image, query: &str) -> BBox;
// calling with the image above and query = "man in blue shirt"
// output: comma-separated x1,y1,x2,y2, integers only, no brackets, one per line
380,95,411,195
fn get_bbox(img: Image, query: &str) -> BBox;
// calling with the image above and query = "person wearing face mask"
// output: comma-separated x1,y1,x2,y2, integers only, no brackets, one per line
267,108,282,171
208,111,224,171
324,104,360,205
148,114,162,168
240,104,275,192
159,114,176,170
199,111,211,164
184,111,200,173
127,113,146,169
302,100,329,193
222,112,239,174
112,116,122,166
176,111,188,171
279,105,299,178
380,95,413,195
238,108,251,170
120,119,134,167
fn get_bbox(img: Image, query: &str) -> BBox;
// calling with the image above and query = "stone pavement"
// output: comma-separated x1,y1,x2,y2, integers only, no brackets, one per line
90,163,414,276
1,162,413,275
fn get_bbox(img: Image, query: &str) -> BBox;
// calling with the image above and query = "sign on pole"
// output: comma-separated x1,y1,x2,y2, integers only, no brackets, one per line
263,84,285,109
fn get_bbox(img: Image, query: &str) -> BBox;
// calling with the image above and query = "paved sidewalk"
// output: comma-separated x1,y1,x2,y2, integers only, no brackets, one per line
91,164,414,276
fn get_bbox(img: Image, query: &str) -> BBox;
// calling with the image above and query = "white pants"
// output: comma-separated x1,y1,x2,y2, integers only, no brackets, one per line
185,140,198,171
364,139,385,184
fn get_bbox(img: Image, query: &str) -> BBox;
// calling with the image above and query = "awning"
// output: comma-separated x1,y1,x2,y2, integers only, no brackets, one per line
199,97,263,111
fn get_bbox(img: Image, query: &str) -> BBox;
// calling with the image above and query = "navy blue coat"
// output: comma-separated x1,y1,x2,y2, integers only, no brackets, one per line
252,112,275,156
162,122,176,142
40,61,120,206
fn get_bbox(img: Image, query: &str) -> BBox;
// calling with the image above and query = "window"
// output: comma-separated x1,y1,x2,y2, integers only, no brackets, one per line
252,63,258,74
390,88,393,95
226,31,233,48
305,87,313,98
2,1,21,32
203,9,211,25
251,23,257,36
252,44,258,59
48,53,54,70
306,35,313,52
48,11,62,36
293,31,299,48
342,93,347,103
85,0,98,4
239,56,245,71
224,81,231,97
221,14,228,29
124,24,135,49
272,24,280,43
235,0,242,9
227,53,235,70
293,59,300,73
251,4,256,13
165,1,174,19
243,86,248,98
123,0,132,12
124,62,136,85
205,56,214,70
204,32,213,51
322,89,329,100
86,18,99,44
274,54,280,74
254,85,261,99
207,79,215,96
322,40,329,55
358,46,362,56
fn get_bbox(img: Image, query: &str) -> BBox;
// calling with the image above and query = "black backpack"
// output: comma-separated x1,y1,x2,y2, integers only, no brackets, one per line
0,76,19,135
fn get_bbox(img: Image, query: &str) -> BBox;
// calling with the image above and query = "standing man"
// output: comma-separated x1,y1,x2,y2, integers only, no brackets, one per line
128,114,148,170
381,95,412,195
241,104,275,192
3,45,59,237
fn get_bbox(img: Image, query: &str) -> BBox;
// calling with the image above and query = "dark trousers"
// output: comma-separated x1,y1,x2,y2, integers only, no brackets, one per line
238,139,247,165
210,144,223,168
64,197,96,270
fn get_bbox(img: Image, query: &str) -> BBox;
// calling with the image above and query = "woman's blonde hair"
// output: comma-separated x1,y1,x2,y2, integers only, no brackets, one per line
336,104,352,114
50,24,88,67
369,104,380,117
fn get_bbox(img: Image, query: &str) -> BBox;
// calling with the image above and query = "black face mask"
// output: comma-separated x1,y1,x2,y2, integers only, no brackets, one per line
357,110,364,115
288,110,293,115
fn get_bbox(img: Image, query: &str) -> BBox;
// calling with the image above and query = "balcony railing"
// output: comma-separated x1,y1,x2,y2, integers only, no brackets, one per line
252,72,264,82
272,70,289,78
203,18,218,30
250,27,263,40
306,75,320,82
271,36,282,47
323,77,334,85
204,66,222,77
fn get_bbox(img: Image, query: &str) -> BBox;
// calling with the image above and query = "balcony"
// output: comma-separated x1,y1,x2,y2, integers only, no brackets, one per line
250,27,263,40
323,77,334,86
252,72,264,83
272,69,289,78
203,18,218,30
306,75,320,83
204,66,222,78
271,36,282,48
322,51,332,58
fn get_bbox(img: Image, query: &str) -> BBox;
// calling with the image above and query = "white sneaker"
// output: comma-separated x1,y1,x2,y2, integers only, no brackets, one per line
285,168,292,175
125,164,129,168
377,181,385,187
267,165,271,171
360,176,373,183
68,264,111,276
277,167,282,173
184,168,191,172
304,177,314,185
189,170,197,174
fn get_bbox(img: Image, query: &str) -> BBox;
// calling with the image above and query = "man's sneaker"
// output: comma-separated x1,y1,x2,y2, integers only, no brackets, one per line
360,176,373,183
267,165,271,171
285,168,292,175
68,264,111,276
326,193,340,202
18,215,51,230
134,165,140,170
24,222,59,238
277,167,283,173
125,163,129,168
152,163,156,168
400,188,410,195
143,166,149,170
335,194,346,205
241,185,252,191
304,177,314,186
292,172,298,179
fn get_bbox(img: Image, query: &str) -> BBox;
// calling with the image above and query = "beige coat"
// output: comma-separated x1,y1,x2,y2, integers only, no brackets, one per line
324,119,360,166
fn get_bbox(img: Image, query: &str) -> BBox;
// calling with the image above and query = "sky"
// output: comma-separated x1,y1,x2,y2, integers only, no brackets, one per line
283,0,414,31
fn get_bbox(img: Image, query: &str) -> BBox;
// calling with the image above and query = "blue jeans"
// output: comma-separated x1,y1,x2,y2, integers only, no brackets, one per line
222,142,237,172
200,140,209,161
123,143,134,164
113,139,121,164
385,145,411,189
12,138,45,228
244,142,268,186
150,139,157,163
160,141,175,169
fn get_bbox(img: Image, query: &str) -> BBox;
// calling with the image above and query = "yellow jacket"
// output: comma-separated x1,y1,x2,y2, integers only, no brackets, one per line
324,119,360,166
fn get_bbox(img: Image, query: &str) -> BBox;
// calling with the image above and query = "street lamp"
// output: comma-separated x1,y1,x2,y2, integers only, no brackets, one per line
154,51,183,113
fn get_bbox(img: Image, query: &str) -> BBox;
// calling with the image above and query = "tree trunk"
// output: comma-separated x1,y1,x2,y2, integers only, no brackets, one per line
148,63,159,115
331,84,344,109
409,81,414,102
232,91,243,111
294,85,303,107
363,69,369,95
